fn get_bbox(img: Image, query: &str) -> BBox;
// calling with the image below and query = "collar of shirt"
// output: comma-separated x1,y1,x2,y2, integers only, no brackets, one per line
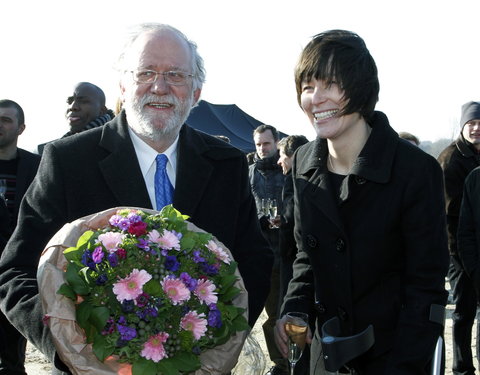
128,127,178,209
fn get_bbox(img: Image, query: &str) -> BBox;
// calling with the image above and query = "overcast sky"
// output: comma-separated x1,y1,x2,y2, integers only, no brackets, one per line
2,0,479,152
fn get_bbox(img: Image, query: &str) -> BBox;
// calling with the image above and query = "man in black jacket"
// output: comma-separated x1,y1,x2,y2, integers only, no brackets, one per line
0,99,40,375
438,101,480,375
249,124,286,375
36,82,115,155
0,23,272,375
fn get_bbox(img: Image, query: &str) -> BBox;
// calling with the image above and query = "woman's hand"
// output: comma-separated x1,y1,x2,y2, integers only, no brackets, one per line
274,314,312,357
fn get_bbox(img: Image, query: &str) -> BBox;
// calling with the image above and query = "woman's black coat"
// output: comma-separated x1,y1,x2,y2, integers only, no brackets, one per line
282,111,449,374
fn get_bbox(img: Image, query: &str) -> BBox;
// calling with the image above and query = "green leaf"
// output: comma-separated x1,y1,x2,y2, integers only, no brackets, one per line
76,301,97,342
179,232,196,250
220,285,241,301
156,360,179,375
57,283,76,300
63,230,95,262
143,279,163,296
168,351,201,371
231,313,250,332
219,273,237,291
64,263,90,295
92,333,114,361
132,358,157,375
76,300,93,329
89,306,110,332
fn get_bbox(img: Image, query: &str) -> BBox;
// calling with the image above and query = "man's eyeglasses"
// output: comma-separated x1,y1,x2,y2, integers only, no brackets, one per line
130,70,195,86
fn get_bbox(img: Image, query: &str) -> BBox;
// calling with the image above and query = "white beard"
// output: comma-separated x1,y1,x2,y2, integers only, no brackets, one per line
125,92,194,143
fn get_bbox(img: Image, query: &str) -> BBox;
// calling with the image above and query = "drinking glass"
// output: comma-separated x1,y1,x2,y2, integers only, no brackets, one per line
0,179,6,201
268,198,279,228
285,312,309,375
261,198,270,217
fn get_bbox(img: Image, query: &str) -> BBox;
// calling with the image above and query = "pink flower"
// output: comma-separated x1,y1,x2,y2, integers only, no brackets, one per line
194,279,218,305
98,232,125,252
148,229,181,251
112,269,152,302
206,240,231,264
161,277,190,305
141,332,169,362
180,311,208,340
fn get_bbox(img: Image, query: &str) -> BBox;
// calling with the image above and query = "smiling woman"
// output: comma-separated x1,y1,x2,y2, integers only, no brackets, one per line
275,29,449,374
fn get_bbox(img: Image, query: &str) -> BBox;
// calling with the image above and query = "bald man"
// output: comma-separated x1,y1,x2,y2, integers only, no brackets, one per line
37,82,115,154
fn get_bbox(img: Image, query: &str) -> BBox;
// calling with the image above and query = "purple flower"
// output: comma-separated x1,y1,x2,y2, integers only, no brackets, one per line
201,262,219,276
117,324,137,341
180,272,197,291
121,300,135,313
108,253,119,267
145,307,158,318
81,250,96,270
109,215,130,231
207,304,222,328
192,250,205,263
126,213,142,223
136,293,150,308
165,255,180,272
192,346,201,355
102,318,115,335
136,238,150,251
92,246,104,264
96,274,108,285
136,309,147,320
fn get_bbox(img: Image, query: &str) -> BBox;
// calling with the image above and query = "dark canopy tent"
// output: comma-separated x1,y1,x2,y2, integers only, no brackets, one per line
186,100,287,153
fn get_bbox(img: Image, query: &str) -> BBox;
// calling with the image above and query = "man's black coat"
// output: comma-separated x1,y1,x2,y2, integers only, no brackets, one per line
0,111,273,366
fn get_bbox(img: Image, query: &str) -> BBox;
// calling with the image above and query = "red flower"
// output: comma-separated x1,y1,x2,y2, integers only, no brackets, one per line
116,248,127,259
128,221,148,236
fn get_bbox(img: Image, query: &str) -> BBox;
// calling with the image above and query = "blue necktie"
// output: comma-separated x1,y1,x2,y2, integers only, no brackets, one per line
155,154,174,210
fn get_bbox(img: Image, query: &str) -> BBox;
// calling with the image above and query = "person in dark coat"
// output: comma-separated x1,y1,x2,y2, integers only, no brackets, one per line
274,29,449,374
437,101,480,375
36,82,115,155
458,166,480,290
0,23,273,375
0,99,41,375
276,134,309,302
249,124,286,375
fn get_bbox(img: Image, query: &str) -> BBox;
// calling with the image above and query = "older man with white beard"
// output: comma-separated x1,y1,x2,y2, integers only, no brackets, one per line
0,23,273,375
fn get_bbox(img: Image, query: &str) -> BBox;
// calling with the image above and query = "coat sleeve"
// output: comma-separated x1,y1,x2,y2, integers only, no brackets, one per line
280,160,315,318
234,158,274,326
387,156,449,373
0,144,69,366
457,169,480,280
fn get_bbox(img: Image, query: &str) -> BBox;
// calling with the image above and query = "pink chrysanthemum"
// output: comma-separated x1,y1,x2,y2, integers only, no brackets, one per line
112,269,152,302
194,279,218,305
180,311,208,340
98,232,125,252
148,229,181,251
206,240,231,264
141,332,169,362
161,277,190,305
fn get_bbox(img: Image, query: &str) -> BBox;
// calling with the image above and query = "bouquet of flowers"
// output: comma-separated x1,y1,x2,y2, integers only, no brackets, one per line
38,206,249,375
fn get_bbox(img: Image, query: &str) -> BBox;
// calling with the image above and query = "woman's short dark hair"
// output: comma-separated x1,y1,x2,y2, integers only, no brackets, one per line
294,30,379,120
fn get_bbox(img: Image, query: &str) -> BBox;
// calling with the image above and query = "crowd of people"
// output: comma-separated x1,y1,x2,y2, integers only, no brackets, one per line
0,22,479,375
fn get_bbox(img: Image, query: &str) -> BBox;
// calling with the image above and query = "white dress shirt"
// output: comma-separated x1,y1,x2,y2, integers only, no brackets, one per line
128,127,178,210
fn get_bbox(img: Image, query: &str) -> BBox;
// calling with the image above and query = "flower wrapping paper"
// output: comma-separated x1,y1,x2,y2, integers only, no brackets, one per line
37,207,249,375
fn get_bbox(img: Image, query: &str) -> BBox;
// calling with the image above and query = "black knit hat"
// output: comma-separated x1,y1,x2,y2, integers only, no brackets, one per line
460,101,480,127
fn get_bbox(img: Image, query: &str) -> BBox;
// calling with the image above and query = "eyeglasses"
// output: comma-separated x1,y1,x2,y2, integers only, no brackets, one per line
130,70,195,86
